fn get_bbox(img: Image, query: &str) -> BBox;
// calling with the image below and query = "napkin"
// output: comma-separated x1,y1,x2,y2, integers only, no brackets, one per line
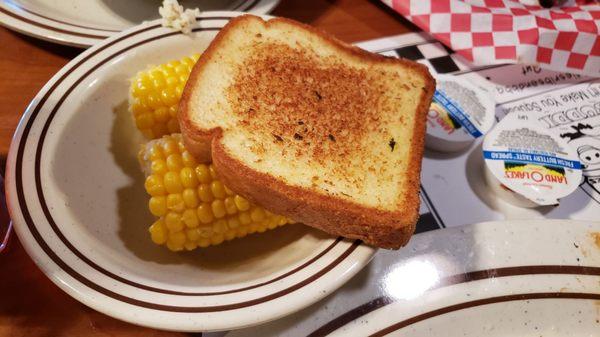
383,0,600,75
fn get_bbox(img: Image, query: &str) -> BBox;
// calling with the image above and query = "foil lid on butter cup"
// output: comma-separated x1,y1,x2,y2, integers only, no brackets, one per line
482,113,583,207
425,75,495,152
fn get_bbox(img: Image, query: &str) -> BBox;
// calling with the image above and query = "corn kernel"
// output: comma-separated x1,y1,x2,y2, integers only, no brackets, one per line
130,102,146,116
210,234,225,245
197,204,214,224
151,159,168,175
149,69,164,81
236,227,248,238
227,217,240,229
212,219,228,234
175,64,188,75
161,87,178,106
168,105,177,118
149,196,167,216
267,219,278,230
132,83,148,98
136,113,154,129
166,75,178,87
182,209,199,228
165,212,184,232
136,95,150,110
197,184,213,202
209,165,218,179
186,228,200,241
198,238,211,248
147,93,162,109
166,60,180,68
181,151,197,167
250,207,265,222
177,140,186,152
153,76,166,89
167,193,185,212
154,107,170,122
166,154,183,172
180,167,198,188
197,226,213,238
167,231,186,251
166,241,182,252
233,195,250,211
149,219,168,244
211,200,226,218
139,74,152,86
182,188,199,208
145,175,166,196
224,197,237,215
161,139,178,156
148,144,164,160
239,212,251,225
163,171,183,193
211,181,226,199
195,165,211,183
225,230,236,241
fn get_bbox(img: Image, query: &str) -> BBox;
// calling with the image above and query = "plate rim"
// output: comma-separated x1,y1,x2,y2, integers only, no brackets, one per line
5,12,377,331
307,219,600,337
0,0,282,48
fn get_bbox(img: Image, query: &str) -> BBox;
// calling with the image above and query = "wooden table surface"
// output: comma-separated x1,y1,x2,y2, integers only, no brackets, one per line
0,1,415,335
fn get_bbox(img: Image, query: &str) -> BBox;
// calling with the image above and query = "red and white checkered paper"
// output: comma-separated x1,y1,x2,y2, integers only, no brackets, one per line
384,0,600,76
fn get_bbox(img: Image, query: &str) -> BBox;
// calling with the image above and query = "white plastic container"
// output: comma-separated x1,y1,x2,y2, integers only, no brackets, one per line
482,113,583,207
425,75,495,152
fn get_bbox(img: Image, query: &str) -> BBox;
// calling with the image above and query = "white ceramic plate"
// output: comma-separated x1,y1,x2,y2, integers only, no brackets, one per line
227,219,600,336
0,0,280,47
5,12,376,332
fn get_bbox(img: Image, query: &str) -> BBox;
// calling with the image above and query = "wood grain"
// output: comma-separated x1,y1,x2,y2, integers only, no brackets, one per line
0,0,415,335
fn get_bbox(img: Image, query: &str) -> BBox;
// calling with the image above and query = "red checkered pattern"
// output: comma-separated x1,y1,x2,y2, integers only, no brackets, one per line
385,0,600,75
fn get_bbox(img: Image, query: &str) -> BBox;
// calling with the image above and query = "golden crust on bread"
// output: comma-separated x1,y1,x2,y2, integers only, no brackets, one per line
179,15,435,249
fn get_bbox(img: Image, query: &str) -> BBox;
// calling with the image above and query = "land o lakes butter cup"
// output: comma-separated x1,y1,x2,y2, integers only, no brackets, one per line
425,75,495,152
482,113,583,208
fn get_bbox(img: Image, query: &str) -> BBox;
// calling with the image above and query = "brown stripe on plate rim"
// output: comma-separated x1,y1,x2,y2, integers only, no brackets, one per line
370,292,600,337
0,6,111,39
3,2,121,32
14,18,364,310
308,264,600,336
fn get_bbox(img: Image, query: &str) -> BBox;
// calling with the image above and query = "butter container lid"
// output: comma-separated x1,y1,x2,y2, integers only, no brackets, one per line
482,113,582,206
426,75,495,152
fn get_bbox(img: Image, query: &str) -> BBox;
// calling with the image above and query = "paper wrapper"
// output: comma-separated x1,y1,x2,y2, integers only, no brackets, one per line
382,0,600,76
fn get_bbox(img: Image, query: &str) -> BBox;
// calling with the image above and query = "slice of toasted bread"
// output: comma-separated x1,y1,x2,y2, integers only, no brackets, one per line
179,15,435,249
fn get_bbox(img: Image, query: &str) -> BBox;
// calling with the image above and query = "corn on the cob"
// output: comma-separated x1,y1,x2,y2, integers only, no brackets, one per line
140,134,290,251
131,55,292,251
130,54,200,139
